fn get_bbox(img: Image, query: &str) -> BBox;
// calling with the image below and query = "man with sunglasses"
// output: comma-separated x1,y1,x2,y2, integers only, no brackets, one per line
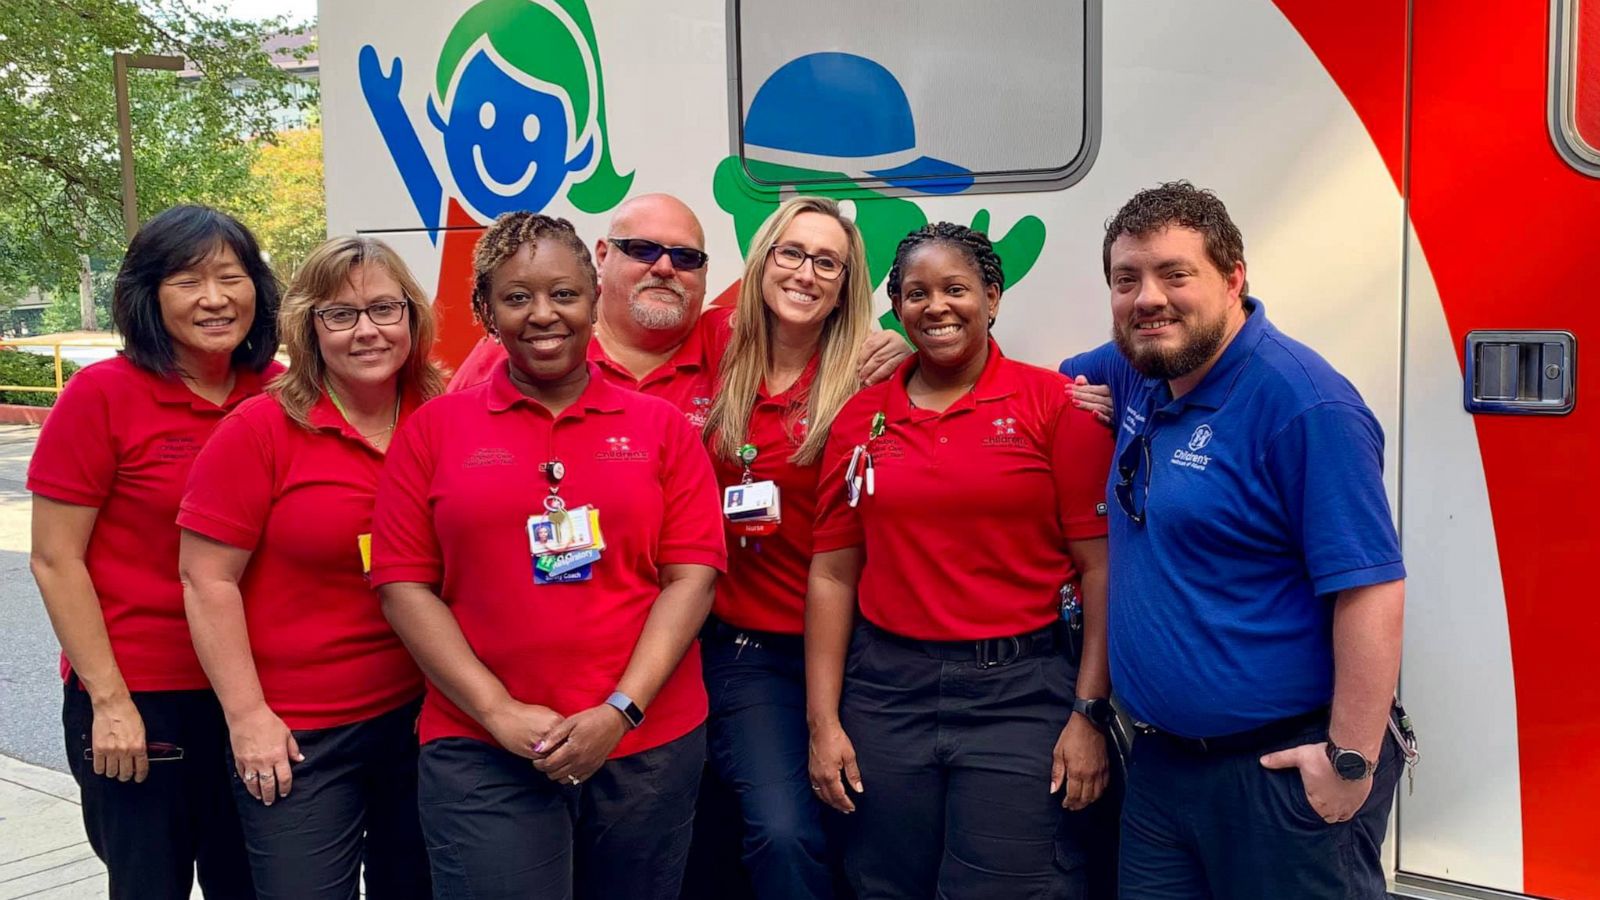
1060,182,1407,900
448,194,909,414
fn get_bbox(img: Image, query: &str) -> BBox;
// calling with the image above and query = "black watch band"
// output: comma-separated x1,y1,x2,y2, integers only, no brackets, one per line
1325,743,1376,781
1071,697,1114,732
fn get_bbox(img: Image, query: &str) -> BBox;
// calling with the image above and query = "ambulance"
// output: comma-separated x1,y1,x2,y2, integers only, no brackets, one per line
318,1,1600,895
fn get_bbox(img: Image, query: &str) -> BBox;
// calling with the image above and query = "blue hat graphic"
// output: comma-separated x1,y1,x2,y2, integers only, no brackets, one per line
744,52,974,195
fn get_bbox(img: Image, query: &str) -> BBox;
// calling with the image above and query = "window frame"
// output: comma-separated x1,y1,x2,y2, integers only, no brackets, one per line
1549,0,1600,176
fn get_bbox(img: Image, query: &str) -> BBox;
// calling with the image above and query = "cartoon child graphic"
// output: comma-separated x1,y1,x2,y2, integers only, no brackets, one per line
358,0,630,363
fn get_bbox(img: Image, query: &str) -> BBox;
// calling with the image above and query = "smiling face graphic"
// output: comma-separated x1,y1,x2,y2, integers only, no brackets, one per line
438,50,584,217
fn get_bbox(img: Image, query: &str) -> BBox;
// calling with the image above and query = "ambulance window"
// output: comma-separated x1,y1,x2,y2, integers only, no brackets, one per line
728,0,1100,195
1550,0,1600,176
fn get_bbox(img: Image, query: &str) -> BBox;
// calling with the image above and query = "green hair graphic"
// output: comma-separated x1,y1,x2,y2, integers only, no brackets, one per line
436,0,632,213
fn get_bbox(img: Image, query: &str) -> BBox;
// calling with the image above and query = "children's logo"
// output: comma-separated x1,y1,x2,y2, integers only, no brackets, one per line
358,0,631,239
597,435,649,461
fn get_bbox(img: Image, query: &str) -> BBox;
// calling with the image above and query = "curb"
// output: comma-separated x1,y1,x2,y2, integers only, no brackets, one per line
0,753,78,804
0,404,48,426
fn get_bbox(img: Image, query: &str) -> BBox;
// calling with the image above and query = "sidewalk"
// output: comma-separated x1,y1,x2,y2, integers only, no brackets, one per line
0,754,109,899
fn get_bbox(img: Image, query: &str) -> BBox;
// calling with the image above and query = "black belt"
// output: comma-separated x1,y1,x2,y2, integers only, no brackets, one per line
1136,707,1330,755
863,620,1063,669
701,616,805,655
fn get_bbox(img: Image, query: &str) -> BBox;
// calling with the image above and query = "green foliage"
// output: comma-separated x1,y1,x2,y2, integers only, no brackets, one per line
247,127,326,280
0,0,316,314
0,348,81,407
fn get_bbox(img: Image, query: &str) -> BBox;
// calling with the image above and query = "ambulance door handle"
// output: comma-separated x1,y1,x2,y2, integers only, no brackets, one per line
1463,330,1576,415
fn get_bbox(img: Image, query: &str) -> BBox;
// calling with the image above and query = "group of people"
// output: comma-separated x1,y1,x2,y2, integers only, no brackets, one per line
28,181,1408,900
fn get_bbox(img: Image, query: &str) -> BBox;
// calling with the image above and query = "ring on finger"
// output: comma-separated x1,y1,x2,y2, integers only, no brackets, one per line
567,775,581,786
259,772,276,781
244,771,261,782
810,784,822,792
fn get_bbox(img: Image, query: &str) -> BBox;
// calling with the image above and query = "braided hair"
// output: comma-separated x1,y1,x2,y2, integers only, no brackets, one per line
470,212,598,334
885,222,1006,308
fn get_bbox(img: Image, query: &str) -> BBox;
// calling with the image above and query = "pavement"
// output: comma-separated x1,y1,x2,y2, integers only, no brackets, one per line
0,423,204,898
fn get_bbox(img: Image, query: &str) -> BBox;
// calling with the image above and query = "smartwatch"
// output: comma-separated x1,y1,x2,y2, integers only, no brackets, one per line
1325,743,1376,781
605,691,645,730
1071,697,1114,732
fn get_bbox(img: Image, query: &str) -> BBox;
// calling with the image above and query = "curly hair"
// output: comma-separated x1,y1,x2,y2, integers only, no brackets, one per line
1102,181,1248,294
885,222,1005,304
470,212,598,333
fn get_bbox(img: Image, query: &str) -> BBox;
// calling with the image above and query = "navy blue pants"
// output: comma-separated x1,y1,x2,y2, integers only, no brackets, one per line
227,698,429,900
63,680,253,900
703,619,844,900
839,622,1096,900
1118,719,1403,899
419,725,705,900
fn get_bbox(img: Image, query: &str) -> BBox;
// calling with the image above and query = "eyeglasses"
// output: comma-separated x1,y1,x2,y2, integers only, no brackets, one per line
608,238,709,271
1114,433,1151,525
769,244,846,281
313,299,410,332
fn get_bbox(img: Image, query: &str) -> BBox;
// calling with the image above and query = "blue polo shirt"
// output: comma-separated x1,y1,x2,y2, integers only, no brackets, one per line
1061,298,1404,737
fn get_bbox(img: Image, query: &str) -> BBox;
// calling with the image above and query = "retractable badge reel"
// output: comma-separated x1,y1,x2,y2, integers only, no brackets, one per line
725,443,781,548
846,412,885,508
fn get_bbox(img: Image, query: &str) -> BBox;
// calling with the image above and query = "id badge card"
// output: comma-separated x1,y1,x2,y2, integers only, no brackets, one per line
536,548,601,577
724,481,781,523
357,533,373,577
528,504,600,555
534,562,593,584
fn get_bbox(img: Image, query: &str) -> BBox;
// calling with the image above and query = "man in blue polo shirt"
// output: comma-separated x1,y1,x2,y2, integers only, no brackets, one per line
1061,182,1407,899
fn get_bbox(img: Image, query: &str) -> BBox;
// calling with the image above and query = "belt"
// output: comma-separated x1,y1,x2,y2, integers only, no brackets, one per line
863,620,1062,669
701,616,805,655
1136,707,1330,755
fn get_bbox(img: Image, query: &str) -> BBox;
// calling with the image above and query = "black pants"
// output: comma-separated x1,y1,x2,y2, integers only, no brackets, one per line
703,620,845,900
228,698,429,900
1118,717,1403,899
839,623,1096,900
63,680,253,900
419,725,706,900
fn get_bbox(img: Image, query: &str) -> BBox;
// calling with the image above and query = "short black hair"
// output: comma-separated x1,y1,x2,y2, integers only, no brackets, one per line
112,205,281,376
1102,181,1248,294
885,222,1006,303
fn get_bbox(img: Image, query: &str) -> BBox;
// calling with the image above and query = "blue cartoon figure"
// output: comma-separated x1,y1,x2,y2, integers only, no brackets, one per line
356,0,631,364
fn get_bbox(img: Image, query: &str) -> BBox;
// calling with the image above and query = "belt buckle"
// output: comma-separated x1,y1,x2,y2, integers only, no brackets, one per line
976,636,1022,669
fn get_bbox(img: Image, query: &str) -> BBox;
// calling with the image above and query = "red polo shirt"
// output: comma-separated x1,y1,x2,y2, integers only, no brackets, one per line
446,308,734,429
371,363,726,755
708,354,821,635
177,391,425,729
27,356,280,691
813,342,1112,640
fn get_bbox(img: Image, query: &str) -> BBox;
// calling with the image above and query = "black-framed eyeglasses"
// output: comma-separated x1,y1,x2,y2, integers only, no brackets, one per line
769,244,847,281
1114,433,1152,525
608,238,709,271
313,299,410,332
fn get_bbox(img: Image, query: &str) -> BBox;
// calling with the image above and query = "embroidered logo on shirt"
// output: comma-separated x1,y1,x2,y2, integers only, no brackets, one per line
982,416,1027,447
1170,424,1213,472
155,435,199,462
464,447,516,467
686,396,712,429
596,435,650,461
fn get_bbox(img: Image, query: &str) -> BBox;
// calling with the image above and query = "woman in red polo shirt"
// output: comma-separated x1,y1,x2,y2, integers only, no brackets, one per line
27,205,281,900
699,196,877,900
177,236,445,900
806,223,1115,899
371,212,725,900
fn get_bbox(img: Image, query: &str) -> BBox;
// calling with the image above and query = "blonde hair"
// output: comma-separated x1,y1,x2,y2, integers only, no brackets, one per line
705,197,873,467
273,236,446,428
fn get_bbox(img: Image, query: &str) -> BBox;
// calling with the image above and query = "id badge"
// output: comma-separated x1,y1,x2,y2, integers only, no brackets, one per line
357,533,373,576
534,563,593,584
528,504,599,555
536,548,602,577
723,481,781,523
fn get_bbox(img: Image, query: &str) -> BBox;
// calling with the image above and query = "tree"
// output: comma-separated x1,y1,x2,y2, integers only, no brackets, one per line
247,126,326,280
0,0,312,325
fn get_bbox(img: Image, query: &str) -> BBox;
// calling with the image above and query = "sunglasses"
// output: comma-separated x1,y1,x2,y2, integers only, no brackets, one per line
1114,433,1151,525
608,238,709,271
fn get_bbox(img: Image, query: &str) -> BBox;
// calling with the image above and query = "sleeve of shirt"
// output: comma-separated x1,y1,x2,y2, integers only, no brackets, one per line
1049,390,1114,540
445,337,505,392
177,405,275,550
1264,401,1406,596
370,410,444,588
656,408,728,571
26,369,117,507
810,405,864,553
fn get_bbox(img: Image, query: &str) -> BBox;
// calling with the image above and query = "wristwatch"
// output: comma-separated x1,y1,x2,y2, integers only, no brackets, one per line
1325,742,1376,781
1071,697,1114,732
605,691,645,730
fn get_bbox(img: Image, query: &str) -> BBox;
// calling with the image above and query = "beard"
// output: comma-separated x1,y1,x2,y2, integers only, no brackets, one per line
627,276,690,330
1113,312,1229,381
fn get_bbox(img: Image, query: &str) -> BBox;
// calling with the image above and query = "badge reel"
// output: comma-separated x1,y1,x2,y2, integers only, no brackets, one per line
725,443,780,548
528,458,607,584
845,412,886,508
